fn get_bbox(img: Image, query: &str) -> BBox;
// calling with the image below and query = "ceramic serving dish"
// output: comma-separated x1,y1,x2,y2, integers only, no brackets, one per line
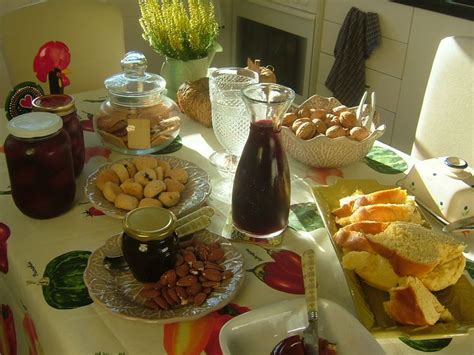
84,230,245,323
312,179,474,339
85,155,211,218
219,297,384,355
281,95,385,168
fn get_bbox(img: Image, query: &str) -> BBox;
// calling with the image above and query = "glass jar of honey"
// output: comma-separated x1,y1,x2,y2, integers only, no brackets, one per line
122,207,178,283
32,94,85,176
4,112,76,219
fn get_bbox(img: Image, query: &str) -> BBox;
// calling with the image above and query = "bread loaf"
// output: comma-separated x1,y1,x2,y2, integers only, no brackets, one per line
176,77,212,127
383,277,454,326
366,222,465,277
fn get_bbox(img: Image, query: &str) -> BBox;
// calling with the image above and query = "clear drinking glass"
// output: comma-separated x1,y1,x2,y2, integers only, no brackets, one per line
209,67,259,172
208,67,258,201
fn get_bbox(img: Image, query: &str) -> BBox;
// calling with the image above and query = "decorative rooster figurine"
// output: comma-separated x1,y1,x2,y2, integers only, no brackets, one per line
33,41,71,94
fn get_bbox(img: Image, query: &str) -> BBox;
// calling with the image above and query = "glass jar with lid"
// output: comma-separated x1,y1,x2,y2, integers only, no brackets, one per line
95,52,181,155
4,112,76,219
32,94,85,176
122,207,178,282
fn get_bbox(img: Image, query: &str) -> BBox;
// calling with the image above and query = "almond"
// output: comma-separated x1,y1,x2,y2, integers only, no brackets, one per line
202,280,220,288
175,263,189,277
139,289,160,298
183,250,197,264
176,275,198,287
160,269,177,287
194,292,207,306
175,286,188,300
167,288,180,304
154,296,169,310
222,270,234,280
207,248,225,262
202,268,222,282
186,283,203,296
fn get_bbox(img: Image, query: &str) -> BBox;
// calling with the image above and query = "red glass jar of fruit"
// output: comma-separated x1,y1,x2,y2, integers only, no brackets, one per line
32,94,85,176
4,112,76,219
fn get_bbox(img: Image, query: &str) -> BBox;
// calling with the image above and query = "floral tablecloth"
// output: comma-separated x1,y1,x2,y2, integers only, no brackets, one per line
0,89,473,355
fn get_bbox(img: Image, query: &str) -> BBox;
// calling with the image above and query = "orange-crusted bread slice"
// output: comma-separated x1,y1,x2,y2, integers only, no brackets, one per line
366,222,465,277
333,221,389,253
335,203,422,227
333,187,408,217
384,276,454,326
342,251,401,291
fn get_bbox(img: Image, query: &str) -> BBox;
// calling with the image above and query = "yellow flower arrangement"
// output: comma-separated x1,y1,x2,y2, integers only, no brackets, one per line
139,0,219,61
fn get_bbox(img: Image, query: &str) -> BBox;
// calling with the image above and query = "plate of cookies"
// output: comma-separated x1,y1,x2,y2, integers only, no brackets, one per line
84,229,245,323
85,155,211,218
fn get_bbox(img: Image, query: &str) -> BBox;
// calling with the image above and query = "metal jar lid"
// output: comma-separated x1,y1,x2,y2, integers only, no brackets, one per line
7,112,63,138
122,207,177,242
32,94,76,116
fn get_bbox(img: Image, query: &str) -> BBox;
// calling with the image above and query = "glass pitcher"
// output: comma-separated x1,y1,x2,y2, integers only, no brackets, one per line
232,83,295,238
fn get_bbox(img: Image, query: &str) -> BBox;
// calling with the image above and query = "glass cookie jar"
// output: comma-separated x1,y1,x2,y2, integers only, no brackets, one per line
122,207,178,283
4,112,76,219
95,51,181,155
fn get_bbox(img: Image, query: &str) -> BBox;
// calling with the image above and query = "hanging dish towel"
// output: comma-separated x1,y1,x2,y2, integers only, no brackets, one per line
325,7,381,107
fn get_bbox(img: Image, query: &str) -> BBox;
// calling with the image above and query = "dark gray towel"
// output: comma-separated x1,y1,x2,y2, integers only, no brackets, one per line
325,7,381,107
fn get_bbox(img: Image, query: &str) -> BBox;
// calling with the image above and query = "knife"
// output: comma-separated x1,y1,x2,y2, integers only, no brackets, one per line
302,249,319,355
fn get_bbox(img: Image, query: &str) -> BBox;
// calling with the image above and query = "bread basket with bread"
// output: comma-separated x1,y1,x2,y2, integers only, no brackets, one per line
281,95,385,168
313,179,474,339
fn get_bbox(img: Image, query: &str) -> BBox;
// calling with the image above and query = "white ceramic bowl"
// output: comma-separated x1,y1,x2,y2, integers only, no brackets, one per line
281,95,385,168
219,297,384,355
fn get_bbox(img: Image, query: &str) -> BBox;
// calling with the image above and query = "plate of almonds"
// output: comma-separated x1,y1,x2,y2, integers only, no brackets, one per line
281,94,385,168
84,229,245,323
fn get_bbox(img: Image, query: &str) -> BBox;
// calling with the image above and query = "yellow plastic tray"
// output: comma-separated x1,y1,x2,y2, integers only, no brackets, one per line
312,179,474,339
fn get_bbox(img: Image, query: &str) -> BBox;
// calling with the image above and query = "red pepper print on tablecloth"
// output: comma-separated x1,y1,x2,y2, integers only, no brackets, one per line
163,303,250,355
305,167,343,185
0,304,17,355
83,207,105,217
80,111,95,132
0,223,12,274
33,41,71,95
23,312,44,355
250,249,304,294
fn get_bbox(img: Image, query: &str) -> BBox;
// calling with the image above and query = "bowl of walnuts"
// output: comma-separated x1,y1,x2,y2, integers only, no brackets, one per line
281,94,385,168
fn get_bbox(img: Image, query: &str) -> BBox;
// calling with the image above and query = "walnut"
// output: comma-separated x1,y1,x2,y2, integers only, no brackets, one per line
292,118,311,133
311,118,327,135
332,105,348,116
339,111,358,128
298,107,311,118
310,109,327,120
295,122,317,140
282,112,298,127
349,126,370,141
326,125,347,138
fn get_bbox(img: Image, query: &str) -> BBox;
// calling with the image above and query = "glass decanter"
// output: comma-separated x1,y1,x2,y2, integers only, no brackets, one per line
232,83,295,238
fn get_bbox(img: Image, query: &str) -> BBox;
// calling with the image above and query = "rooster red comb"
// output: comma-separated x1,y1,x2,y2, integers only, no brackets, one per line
33,41,71,86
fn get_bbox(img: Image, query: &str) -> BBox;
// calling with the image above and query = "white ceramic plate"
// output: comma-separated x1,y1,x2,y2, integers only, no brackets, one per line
85,155,211,218
84,230,245,323
219,297,384,355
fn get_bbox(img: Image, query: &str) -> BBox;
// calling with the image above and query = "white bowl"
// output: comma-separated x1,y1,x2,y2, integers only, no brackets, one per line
219,297,384,355
281,94,385,168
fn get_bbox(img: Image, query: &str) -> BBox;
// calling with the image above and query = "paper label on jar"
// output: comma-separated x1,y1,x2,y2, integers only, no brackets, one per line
127,119,151,149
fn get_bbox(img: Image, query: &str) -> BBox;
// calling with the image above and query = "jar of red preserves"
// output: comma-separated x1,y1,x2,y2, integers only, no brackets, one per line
4,112,76,219
122,207,178,282
32,94,85,176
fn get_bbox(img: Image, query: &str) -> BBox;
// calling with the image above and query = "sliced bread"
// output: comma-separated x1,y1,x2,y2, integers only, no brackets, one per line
384,276,454,326
335,202,422,227
420,255,466,291
333,221,389,253
366,222,465,277
342,251,401,291
333,187,408,218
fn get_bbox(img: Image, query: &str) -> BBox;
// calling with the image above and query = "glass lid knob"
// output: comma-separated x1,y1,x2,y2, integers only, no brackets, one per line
121,51,147,78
